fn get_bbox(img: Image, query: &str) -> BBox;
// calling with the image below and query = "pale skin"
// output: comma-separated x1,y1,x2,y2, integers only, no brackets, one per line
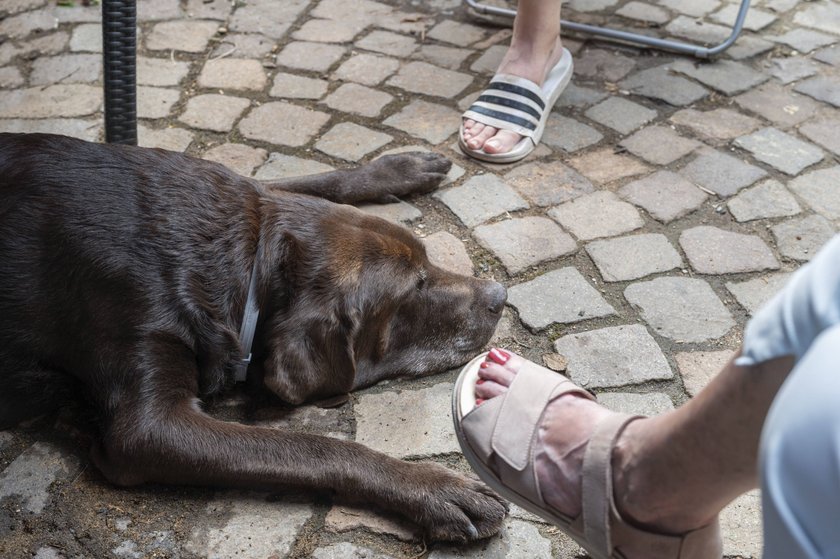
475,347,794,553
462,0,565,155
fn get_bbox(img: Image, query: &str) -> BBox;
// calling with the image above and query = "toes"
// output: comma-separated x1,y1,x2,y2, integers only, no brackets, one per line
466,124,495,151
478,361,515,387
463,118,477,139
483,130,522,154
475,379,507,400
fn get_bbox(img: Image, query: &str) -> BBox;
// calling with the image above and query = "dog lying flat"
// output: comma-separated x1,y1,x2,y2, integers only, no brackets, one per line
0,133,508,542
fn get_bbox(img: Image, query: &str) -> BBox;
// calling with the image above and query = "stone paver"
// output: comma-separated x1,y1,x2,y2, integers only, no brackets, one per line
325,505,417,542
587,234,684,282
357,30,418,57
507,267,616,330
197,58,267,91
676,350,735,397
30,53,100,85
138,56,190,87
541,114,604,153
474,216,577,274
558,83,608,109
726,274,791,316
763,56,820,85
422,231,473,276
787,166,840,221
720,491,763,559
598,392,675,416
146,20,218,52
383,100,459,144
0,84,101,118
429,520,552,559
679,149,767,197
313,542,397,559
0,442,80,514
574,49,636,82
771,214,836,261
568,148,651,185
355,383,458,458
269,73,328,100
794,74,840,108
735,83,819,128
619,171,708,223
179,94,250,133
504,160,596,207
333,53,400,86
315,122,392,162
585,97,657,135
239,102,330,147
794,1,840,35
435,174,529,228
734,127,824,175
625,277,736,343
138,124,194,152
619,125,701,165
670,108,761,142
548,191,644,241
427,20,486,47
324,83,393,117
554,324,673,388
680,226,780,274
727,179,801,222
671,59,769,96
619,64,709,106
386,61,472,98
254,153,334,181
770,28,837,53
800,113,840,156
275,41,345,72
202,143,268,177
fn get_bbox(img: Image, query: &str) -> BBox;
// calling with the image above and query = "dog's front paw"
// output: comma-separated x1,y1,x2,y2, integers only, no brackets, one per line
362,152,452,201
400,462,508,542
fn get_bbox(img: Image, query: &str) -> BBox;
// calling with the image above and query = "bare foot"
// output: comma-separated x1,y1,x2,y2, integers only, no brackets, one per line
462,36,564,155
474,348,716,551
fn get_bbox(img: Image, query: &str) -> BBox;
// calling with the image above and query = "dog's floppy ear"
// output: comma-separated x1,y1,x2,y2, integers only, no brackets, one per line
262,283,362,406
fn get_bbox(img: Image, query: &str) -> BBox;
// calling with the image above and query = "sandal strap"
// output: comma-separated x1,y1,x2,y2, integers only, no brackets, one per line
463,74,549,139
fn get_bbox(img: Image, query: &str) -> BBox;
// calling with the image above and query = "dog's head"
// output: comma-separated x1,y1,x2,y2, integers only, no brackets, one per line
262,200,506,404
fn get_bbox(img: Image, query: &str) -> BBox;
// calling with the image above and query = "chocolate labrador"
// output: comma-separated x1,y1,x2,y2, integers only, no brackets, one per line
0,133,508,542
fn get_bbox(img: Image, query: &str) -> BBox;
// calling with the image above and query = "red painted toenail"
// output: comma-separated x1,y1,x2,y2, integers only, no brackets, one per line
489,348,509,364
480,361,490,369
476,379,485,385
476,398,485,405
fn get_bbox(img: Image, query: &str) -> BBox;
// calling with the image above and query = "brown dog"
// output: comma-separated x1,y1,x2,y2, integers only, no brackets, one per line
0,133,508,542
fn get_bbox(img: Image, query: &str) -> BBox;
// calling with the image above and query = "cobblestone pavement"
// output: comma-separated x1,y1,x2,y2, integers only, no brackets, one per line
1,0,838,557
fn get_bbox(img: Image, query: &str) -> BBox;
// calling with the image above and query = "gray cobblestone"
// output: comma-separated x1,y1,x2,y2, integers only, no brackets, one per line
671,59,769,96
146,20,219,53
679,149,767,197
619,125,701,165
325,506,417,543
313,542,398,559
615,2,670,24
726,274,791,316
793,1,840,35
549,191,643,241
30,53,100,85
574,49,636,82
0,8,56,39
413,44,473,70
568,148,651,185
504,160,595,207
659,0,719,17
421,231,473,276
324,83,393,117
0,442,80,514
358,200,422,225
179,94,250,133
554,324,672,388
356,30,418,57
333,53,400,86
598,392,675,415
727,179,801,222
794,74,840,108
137,0,182,21
387,61,472,98
762,57,820,85
735,83,819,128
0,67,23,88
197,58,267,91
269,73,328,100
670,107,760,142
254,153,334,180
211,33,274,58
711,5,777,31
772,214,836,261
734,127,824,175
619,171,708,223
619,64,709,106
625,277,735,342
557,83,608,109
427,20,486,47
137,86,180,119
474,216,577,274
138,124,194,152
429,520,552,559
240,101,329,147
202,143,267,177
585,97,657,135
676,350,735,396
0,118,98,140
355,383,457,458
276,41,346,72
508,267,616,330
541,114,604,153
720,491,763,559
469,44,507,74
187,0,233,20
228,0,307,38
587,233,683,282
383,100,459,144
315,122,392,162
435,174,529,228
69,22,101,52
680,226,779,274
769,29,837,53
799,113,840,156
0,84,101,118
292,18,365,43
138,57,190,87
814,45,840,66
787,166,840,221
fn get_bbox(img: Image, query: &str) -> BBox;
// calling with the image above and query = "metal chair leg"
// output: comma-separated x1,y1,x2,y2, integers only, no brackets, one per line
463,0,751,59
102,0,137,145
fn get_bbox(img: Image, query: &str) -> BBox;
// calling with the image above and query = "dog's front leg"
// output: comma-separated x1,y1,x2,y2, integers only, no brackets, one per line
260,152,451,204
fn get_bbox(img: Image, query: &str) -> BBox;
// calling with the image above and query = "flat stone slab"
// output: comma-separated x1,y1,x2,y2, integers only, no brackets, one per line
584,97,657,135
727,179,801,222
239,101,330,147
333,52,400,86
541,114,604,153
625,277,735,343
254,153,334,180
504,160,595,207
762,56,820,85
794,74,840,108
711,4,777,31
202,143,267,176
474,216,576,274
586,233,684,282
30,53,101,85
800,113,840,156
554,324,673,389
568,148,651,185
619,171,707,223
734,127,823,175
670,108,760,142
185,494,313,559
434,174,529,228
138,124,194,152
138,56,190,87
548,191,643,241
387,61,472,98
787,166,840,221
507,268,616,330
794,1,840,35
325,505,418,542
315,122,392,162
357,29,418,57
0,442,80,514
771,214,836,261
769,28,837,53
197,58,267,91
428,519,552,559
0,84,101,118
358,200,422,226
179,94,250,132
313,542,398,559
679,149,767,197
573,48,636,82
598,392,675,416
0,117,100,141
355,383,458,458
270,73,328,100
720,491,763,559
138,86,179,119
619,125,701,165
619,64,708,106
680,226,779,274
323,83,393,117
422,231,473,276
676,350,735,397
734,83,819,129
275,41,345,72
146,20,219,52
726,273,791,316
383,100,459,144
427,19,486,47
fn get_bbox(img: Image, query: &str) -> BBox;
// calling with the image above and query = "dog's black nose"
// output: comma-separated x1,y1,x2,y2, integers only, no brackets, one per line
484,281,507,314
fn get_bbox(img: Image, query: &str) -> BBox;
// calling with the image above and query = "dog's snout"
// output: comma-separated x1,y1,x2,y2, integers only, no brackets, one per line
483,281,507,314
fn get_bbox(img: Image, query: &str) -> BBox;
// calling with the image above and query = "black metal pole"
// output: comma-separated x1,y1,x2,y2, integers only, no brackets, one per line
102,0,137,145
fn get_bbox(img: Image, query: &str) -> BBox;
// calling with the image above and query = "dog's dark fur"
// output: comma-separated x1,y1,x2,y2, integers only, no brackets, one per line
0,133,508,542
